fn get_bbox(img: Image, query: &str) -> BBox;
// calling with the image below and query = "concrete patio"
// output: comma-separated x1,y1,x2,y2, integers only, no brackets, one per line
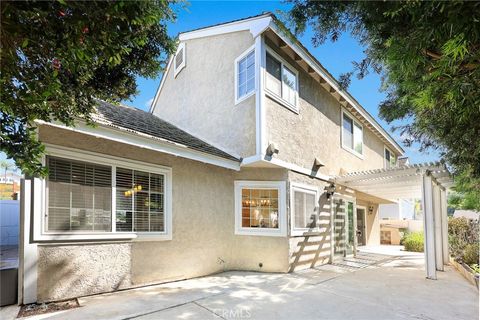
1,246,478,320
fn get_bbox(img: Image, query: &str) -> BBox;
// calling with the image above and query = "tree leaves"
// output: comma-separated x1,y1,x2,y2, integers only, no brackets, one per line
0,0,176,176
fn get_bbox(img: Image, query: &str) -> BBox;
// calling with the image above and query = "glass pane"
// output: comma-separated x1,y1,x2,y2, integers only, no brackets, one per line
305,193,316,228
354,122,363,154
294,191,305,229
237,51,255,99
240,188,279,229
334,199,346,257
282,66,297,105
116,188,132,232
343,115,353,149
266,53,281,80
347,202,354,255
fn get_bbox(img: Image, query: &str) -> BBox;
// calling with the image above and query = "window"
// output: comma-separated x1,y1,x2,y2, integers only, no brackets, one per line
234,181,287,236
173,42,186,77
235,47,255,103
291,183,319,236
44,152,172,240
265,50,298,111
342,111,363,156
384,147,397,169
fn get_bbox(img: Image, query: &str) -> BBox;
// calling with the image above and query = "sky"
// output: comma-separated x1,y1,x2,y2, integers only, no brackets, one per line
1,0,439,172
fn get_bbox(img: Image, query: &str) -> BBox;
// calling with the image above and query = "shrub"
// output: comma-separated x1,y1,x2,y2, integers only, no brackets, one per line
463,243,479,266
403,232,424,252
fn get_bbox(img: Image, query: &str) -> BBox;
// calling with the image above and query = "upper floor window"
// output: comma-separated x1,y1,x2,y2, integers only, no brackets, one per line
174,42,186,77
265,50,298,111
384,147,397,169
235,46,255,104
342,111,363,157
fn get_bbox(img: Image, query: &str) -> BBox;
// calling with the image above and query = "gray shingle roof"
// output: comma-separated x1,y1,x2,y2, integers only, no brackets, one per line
92,100,239,162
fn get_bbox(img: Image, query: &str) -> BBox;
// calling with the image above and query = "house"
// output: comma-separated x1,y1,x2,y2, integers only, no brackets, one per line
18,13,452,304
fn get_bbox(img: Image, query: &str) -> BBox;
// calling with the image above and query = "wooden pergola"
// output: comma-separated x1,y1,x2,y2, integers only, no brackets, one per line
335,162,453,279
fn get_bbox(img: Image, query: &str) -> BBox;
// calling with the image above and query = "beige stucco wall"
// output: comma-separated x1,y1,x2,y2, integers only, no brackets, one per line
152,31,257,159
264,43,395,177
36,126,288,302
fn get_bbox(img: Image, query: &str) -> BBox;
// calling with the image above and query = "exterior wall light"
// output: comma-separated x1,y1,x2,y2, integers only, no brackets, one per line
324,183,336,200
368,205,374,215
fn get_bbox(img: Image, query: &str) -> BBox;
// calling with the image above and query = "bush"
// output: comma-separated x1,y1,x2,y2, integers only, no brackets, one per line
463,243,479,266
403,232,424,252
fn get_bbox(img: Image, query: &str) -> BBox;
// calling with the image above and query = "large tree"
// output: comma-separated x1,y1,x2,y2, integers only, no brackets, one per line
1,0,176,176
288,0,480,209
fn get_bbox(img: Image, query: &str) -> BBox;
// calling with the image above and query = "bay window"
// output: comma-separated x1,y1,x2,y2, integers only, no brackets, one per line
234,181,287,236
43,151,172,240
342,111,363,156
265,50,299,111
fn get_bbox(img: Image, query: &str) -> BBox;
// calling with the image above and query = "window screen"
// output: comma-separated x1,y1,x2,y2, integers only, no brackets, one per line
46,156,112,232
293,190,316,229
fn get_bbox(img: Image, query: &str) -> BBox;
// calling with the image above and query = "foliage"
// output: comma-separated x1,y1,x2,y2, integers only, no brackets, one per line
448,217,480,264
287,1,480,206
402,231,424,252
0,0,176,176
470,264,480,274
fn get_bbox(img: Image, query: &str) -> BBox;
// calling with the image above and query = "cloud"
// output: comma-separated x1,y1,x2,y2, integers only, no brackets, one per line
144,98,154,108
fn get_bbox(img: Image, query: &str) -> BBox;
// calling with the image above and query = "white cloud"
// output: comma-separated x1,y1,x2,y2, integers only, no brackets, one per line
144,98,154,108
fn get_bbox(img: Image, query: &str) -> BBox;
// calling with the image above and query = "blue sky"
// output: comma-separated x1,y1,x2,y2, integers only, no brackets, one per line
1,0,439,171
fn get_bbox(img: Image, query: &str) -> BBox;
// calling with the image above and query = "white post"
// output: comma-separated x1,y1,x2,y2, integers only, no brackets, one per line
330,196,334,263
440,188,449,264
433,183,444,271
421,173,436,279
18,179,38,304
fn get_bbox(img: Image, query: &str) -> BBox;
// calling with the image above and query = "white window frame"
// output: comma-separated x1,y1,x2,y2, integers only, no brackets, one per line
234,180,287,237
173,42,186,78
35,145,173,241
234,45,256,105
264,47,299,113
290,182,320,236
341,109,364,159
384,146,396,169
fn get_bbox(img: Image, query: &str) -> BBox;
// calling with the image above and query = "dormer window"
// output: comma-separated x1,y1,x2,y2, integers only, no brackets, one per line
265,49,299,112
173,42,186,77
235,46,256,104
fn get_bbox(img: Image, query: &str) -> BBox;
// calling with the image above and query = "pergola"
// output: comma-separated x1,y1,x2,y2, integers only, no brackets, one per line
335,162,454,280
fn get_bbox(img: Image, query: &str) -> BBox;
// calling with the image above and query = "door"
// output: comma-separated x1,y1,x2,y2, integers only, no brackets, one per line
356,208,366,246
333,198,355,258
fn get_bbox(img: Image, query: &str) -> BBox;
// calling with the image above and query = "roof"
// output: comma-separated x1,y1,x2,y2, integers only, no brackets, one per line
174,12,404,155
92,100,239,162
453,210,479,220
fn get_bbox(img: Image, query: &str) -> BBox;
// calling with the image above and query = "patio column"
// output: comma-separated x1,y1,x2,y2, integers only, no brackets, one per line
421,172,437,279
440,188,449,264
433,183,444,271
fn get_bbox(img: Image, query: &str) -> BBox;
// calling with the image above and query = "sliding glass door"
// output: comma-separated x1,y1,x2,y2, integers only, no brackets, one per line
333,198,356,258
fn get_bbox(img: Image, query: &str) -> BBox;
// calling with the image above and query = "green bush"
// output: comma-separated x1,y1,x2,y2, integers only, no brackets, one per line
463,243,479,266
403,232,424,252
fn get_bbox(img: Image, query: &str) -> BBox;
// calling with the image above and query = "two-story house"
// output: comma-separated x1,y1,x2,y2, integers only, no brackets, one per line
19,13,450,304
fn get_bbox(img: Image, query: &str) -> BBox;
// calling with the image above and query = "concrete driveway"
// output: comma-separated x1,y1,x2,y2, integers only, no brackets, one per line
2,246,478,320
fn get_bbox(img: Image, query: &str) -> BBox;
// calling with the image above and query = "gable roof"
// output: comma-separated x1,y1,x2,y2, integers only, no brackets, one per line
92,100,240,162
171,12,404,155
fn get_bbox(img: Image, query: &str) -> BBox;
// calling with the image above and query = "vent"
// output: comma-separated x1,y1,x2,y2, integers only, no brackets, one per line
173,42,186,77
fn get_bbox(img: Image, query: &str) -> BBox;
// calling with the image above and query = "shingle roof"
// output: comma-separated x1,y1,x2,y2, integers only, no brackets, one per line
92,100,239,162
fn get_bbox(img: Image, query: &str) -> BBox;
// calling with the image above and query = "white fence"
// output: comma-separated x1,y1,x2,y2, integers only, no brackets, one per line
0,200,20,246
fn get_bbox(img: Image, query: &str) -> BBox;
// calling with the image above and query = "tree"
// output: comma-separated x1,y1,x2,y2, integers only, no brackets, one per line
1,0,176,176
0,159,15,183
288,1,480,209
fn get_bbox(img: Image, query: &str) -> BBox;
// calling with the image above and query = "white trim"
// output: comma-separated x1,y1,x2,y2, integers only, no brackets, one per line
33,145,173,241
255,35,267,155
268,21,404,155
179,15,272,41
264,46,299,113
290,182,320,236
173,42,186,78
234,180,287,237
150,55,174,113
356,205,367,246
36,120,240,171
234,45,256,105
341,109,364,159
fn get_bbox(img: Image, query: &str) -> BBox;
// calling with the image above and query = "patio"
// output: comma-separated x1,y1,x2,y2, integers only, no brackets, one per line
1,246,477,320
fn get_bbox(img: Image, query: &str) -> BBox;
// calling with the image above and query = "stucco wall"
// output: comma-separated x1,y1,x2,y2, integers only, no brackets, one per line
287,172,331,271
36,126,289,302
152,31,257,159
264,43,393,177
